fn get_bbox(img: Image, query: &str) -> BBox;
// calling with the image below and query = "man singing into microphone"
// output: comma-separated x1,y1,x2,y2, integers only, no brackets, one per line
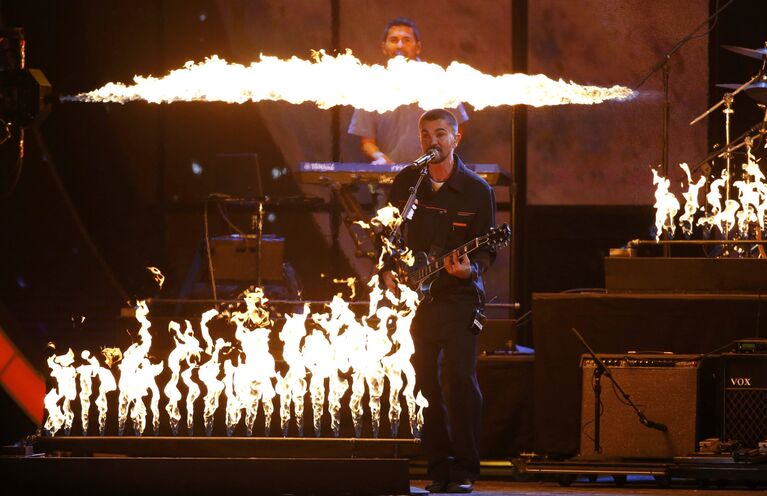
383,109,496,494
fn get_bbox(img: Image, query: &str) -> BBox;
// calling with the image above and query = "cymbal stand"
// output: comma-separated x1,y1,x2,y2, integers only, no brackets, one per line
723,92,734,204
661,63,671,256
690,67,765,243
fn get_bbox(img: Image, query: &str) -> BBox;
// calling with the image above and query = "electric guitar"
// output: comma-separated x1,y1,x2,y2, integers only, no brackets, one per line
398,224,511,297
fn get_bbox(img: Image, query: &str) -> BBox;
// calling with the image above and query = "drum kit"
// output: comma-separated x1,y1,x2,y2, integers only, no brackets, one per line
690,43,767,201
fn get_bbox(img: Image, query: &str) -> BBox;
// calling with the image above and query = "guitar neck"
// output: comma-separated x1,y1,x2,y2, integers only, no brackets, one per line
411,237,487,284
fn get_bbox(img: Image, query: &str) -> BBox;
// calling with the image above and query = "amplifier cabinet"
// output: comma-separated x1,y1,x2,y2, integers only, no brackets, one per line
579,354,700,459
210,234,284,282
721,353,767,448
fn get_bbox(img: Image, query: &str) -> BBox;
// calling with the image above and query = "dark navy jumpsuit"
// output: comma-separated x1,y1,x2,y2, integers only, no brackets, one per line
388,154,496,484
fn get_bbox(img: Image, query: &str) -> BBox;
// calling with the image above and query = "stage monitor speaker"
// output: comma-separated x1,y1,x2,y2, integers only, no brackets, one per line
579,354,700,459
721,353,767,448
210,234,284,282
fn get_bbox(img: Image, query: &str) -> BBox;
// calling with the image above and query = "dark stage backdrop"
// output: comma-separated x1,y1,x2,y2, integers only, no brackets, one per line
528,0,709,205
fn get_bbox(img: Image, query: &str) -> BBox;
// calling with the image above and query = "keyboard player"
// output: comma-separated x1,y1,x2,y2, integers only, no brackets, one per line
347,16,469,166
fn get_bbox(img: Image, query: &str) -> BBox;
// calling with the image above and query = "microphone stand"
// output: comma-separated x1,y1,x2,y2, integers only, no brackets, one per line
383,149,441,289
387,153,436,245
571,327,667,454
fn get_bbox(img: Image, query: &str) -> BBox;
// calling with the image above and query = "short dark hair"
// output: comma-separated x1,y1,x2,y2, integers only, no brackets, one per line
420,109,458,134
383,17,420,42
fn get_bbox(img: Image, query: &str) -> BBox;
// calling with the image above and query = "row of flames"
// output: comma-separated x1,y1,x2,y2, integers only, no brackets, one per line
63,50,634,110
652,143,766,246
44,206,425,439
44,281,426,439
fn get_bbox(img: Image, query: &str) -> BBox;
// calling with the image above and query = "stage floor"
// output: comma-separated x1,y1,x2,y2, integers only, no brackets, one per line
412,478,762,495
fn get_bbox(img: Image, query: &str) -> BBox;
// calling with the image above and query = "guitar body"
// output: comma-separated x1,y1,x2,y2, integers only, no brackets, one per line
405,251,438,300
395,223,512,302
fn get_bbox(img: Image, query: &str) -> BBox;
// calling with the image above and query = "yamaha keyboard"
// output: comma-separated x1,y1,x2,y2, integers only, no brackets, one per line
298,162,510,186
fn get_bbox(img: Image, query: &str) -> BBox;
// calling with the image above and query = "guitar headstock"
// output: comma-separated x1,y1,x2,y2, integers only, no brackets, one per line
485,223,512,248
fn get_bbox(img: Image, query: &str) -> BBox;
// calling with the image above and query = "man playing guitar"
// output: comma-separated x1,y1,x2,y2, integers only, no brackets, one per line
382,108,497,494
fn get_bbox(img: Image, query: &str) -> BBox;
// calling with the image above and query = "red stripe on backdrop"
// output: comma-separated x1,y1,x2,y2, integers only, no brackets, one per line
0,326,45,424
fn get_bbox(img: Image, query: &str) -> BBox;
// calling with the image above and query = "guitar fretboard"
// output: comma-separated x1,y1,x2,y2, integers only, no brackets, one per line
410,237,488,284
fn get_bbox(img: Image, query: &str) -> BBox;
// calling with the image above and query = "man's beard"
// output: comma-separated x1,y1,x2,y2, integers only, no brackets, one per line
430,146,447,163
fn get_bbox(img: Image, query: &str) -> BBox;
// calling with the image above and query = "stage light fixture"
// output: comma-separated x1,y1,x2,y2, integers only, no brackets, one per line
0,27,52,130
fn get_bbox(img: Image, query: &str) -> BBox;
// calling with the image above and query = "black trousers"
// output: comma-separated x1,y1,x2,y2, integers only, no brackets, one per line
411,297,482,483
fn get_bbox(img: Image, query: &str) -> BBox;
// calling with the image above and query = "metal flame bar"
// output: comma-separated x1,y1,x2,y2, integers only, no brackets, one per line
627,239,767,246
32,435,420,459
149,297,519,308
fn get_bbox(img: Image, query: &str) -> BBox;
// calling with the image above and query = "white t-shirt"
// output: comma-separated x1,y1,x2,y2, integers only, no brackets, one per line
348,103,469,164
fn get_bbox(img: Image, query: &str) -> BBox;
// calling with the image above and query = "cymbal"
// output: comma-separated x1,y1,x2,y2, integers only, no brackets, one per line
723,44,767,60
716,81,767,104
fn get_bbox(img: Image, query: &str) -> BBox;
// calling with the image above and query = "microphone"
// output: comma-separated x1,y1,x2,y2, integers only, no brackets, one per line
641,418,668,432
411,148,439,169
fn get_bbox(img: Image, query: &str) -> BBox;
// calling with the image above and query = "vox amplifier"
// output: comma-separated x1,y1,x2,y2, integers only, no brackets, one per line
721,353,767,448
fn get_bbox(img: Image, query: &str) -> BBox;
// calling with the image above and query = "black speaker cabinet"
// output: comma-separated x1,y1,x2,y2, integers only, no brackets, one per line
721,353,767,448
579,354,700,459
209,234,284,282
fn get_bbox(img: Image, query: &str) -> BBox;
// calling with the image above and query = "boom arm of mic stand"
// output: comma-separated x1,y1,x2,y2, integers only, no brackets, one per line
690,69,764,126
633,0,736,92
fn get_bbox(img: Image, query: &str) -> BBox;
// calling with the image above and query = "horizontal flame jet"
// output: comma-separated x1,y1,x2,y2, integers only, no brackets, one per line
64,51,634,110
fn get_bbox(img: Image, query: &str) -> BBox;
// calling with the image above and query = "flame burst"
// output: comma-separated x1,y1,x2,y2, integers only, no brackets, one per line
116,301,164,436
64,51,634,110
75,351,99,435
678,163,707,237
357,204,415,270
146,266,165,289
332,277,357,299
95,351,117,436
653,146,767,246
652,168,680,241
43,348,76,436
